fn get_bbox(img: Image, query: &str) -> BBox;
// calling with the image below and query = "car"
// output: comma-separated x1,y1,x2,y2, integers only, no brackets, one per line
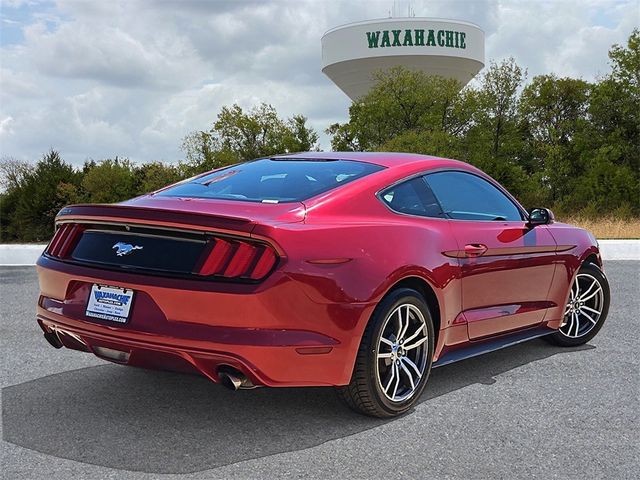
35,152,610,418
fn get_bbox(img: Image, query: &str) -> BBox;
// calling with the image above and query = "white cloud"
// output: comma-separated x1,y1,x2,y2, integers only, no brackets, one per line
0,0,636,165
0,116,15,136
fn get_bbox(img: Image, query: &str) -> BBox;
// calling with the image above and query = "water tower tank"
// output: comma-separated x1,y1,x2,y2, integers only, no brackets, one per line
322,17,485,100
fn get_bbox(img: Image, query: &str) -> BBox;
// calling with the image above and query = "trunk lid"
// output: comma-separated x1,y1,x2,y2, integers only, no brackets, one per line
47,196,303,281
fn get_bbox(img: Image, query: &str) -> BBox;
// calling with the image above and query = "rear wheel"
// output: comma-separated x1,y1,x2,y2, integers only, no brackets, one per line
545,262,610,347
337,288,434,418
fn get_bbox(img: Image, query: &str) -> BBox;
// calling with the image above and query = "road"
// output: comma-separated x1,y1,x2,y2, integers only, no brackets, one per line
1,262,639,479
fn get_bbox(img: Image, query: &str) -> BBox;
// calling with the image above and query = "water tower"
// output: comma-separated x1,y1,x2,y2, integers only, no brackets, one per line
321,17,485,100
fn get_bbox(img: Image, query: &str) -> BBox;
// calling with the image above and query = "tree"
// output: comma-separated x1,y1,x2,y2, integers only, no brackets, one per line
327,67,469,151
0,157,33,191
518,75,591,205
181,103,320,173
588,29,639,175
467,57,526,162
134,161,183,194
283,115,320,153
81,158,137,204
8,150,81,242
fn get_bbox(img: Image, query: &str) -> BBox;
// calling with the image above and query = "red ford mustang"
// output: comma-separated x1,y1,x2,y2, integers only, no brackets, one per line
36,152,610,417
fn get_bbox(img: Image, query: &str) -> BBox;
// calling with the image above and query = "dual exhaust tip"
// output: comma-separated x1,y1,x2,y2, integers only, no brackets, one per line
218,366,255,390
44,327,254,391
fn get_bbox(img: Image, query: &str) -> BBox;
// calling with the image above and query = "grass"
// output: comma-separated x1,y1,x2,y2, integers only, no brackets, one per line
559,216,640,239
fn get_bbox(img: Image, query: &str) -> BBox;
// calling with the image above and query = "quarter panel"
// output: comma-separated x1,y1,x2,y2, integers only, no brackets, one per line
254,216,462,341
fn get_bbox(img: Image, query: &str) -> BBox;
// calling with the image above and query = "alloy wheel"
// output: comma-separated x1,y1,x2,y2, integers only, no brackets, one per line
375,303,429,402
560,273,605,338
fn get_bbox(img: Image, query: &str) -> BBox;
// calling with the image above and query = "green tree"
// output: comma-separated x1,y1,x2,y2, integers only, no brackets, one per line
8,150,81,241
81,158,137,204
575,29,640,216
475,58,526,160
134,161,183,194
182,103,319,173
328,67,469,151
518,75,591,206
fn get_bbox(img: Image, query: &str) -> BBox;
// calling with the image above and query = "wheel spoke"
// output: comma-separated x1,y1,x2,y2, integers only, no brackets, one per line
399,361,415,390
579,310,597,324
568,312,576,334
572,311,580,337
563,312,573,336
580,286,602,303
377,352,393,359
391,363,401,399
578,278,598,301
398,305,409,341
379,336,394,347
395,308,405,340
384,363,396,393
403,324,423,345
582,305,601,316
404,336,427,350
401,356,422,379
398,306,410,340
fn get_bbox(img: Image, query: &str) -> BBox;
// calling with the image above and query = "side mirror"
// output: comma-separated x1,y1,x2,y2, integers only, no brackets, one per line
527,208,554,227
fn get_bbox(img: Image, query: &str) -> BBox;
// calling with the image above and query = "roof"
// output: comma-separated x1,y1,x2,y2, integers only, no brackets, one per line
273,151,469,169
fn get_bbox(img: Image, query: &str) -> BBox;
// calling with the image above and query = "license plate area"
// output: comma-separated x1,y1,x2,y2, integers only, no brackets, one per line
85,284,134,324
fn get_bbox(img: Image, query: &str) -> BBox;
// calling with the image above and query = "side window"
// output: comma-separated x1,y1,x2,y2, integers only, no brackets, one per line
425,171,523,221
381,177,445,218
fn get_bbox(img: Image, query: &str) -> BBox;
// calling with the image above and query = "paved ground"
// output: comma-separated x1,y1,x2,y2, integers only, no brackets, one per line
1,262,638,479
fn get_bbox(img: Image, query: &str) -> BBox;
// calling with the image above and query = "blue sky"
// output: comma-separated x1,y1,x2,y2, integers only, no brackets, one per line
0,0,637,166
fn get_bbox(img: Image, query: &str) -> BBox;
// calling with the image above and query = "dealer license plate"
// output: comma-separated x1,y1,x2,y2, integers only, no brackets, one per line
85,284,134,323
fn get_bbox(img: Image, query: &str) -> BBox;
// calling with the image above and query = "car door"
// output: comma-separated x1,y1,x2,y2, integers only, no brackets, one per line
424,170,558,340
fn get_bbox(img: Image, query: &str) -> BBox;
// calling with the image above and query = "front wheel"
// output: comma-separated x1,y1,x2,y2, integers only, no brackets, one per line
337,288,434,418
545,262,610,347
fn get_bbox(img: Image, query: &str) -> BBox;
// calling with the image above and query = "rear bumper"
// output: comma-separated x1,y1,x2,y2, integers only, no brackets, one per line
36,256,375,387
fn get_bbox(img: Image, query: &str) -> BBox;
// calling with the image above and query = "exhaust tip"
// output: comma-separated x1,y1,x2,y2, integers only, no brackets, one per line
219,372,243,391
217,366,255,390
43,331,63,349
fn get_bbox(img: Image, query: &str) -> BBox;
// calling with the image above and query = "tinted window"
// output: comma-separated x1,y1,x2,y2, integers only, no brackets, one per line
158,159,384,203
425,171,523,221
381,177,445,218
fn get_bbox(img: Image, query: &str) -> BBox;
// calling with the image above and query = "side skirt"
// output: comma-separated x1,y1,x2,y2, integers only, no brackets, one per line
433,326,555,368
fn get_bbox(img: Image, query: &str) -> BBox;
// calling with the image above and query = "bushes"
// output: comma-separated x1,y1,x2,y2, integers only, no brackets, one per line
0,153,186,242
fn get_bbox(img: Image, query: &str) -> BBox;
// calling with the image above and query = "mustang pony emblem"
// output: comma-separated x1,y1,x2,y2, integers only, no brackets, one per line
112,242,143,257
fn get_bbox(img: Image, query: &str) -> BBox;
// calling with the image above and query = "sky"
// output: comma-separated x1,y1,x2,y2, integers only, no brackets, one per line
0,0,637,167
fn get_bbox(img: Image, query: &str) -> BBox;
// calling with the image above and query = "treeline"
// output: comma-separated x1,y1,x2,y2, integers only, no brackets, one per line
0,30,637,243
0,153,182,241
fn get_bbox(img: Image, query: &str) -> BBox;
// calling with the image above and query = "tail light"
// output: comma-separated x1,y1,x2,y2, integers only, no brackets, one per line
46,223,84,259
194,238,278,281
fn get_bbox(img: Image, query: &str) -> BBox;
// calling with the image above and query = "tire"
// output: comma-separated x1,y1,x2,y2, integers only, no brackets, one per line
545,261,610,347
336,288,435,418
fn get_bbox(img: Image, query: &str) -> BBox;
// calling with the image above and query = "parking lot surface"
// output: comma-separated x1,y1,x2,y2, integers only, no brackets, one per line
2,262,639,479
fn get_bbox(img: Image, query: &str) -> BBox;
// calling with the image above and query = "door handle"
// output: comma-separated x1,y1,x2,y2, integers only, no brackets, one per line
464,243,488,257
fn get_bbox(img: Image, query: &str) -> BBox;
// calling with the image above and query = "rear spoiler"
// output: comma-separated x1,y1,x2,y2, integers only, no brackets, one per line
55,204,254,234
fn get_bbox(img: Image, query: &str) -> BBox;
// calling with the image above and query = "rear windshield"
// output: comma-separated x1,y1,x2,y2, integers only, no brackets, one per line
156,159,384,203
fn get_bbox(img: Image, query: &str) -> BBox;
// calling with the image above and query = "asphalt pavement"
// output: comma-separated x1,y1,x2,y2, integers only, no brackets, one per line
1,262,639,479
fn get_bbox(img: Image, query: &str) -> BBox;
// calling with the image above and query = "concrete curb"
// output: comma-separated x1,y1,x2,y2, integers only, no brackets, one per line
1,240,638,266
0,244,48,266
